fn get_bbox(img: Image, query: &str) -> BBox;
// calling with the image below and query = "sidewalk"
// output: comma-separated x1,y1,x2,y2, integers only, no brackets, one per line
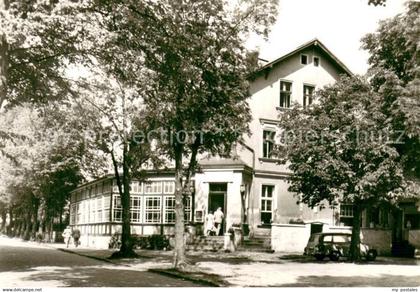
3,236,420,287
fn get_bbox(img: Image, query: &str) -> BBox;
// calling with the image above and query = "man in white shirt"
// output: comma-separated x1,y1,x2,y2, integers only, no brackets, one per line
214,207,224,236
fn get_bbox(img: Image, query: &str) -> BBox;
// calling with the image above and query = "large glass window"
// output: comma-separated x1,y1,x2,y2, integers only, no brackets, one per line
96,196,103,223
113,195,122,222
184,196,192,222
263,130,276,158
130,196,142,223
303,85,315,108
164,196,176,223
163,181,175,194
103,195,110,221
70,203,77,225
144,182,162,194
261,185,274,224
145,196,161,223
280,81,292,108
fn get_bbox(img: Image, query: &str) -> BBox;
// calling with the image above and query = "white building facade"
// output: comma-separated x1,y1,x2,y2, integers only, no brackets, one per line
69,39,356,249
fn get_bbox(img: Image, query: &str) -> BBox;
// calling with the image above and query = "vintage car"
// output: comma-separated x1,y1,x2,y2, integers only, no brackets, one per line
304,232,377,261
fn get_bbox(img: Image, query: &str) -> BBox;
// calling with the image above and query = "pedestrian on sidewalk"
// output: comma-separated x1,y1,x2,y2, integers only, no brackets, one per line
214,207,224,236
72,228,81,247
63,226,72,248
205,211,216,236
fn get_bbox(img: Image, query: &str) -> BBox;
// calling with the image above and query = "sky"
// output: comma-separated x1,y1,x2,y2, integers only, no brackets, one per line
246,0,408,75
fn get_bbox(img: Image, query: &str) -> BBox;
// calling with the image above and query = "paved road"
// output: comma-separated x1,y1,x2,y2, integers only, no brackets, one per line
0,239,201,287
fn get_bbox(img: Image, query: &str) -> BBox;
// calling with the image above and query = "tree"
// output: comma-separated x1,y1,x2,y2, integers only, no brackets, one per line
66,70,158,258
362,0,420,185
0,0,96,109
94,0,278,269
0,103,105,239
276,76,408,261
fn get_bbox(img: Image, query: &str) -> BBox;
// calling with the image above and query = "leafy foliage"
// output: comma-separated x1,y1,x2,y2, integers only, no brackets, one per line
362,1,420,182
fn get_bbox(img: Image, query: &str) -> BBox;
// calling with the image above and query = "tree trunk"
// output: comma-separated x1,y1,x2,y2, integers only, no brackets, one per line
7,207,13,236
173,146,187,269
120,149,135,257
0,0,9,109
349,204,362,261
110,148,136,258
0,208,6,233
31,200,39,239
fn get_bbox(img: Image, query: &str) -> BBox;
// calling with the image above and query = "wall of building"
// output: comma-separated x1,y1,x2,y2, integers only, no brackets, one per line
271,223,392,255
271,223,311,253
409,230,420,248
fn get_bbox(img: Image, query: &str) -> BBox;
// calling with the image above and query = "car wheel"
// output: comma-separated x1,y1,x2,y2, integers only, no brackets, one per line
329,251,340,261
366,249,377,261
315,254,324,261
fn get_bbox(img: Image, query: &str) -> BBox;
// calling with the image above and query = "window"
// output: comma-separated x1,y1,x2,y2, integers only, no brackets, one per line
184,196,192,222
164,196,176,223
131,181,140,194
70,203,77,225
145,196,161,223
303,85,315,108
261,185,274,224
144,181,162,194
333,235,350,243
340,204,354,217
130,196,142,223
77,202,82,224
89,198,96,223
280,81,292,108
313,56,320,67
96,196,103,222
262,130,276,158
323,235,333,243
301,54,308,65
163,181,175,194
103,195,110,221
113,195,122,222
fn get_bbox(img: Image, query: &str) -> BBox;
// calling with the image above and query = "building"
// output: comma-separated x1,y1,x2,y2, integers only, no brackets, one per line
69,39,420,253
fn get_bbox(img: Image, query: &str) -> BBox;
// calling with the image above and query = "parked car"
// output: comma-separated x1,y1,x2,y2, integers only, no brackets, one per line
304,232,377,261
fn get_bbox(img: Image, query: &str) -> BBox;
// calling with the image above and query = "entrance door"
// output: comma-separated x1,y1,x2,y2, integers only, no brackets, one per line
208,183,227,234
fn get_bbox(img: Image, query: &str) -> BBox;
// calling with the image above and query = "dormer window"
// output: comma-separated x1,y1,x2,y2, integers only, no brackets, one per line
301,54,308,65
313,56,320,67
280,81,292,108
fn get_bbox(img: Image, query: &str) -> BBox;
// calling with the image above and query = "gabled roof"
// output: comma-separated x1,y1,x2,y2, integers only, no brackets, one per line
253,38,353,77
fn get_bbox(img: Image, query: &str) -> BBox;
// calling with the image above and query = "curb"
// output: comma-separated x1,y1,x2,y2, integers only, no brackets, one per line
149,268,226,287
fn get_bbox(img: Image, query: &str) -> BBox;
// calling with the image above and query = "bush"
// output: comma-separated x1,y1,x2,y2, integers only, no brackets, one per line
148,234,170,250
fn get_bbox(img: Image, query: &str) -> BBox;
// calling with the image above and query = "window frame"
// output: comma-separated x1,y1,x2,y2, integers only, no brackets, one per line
279,80,292,108
261,184,274,224
301,54,308,65
262,129,276,159
144,196,162,223
303,84,315,108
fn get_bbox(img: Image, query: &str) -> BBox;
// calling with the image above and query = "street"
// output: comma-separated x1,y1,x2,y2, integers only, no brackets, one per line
0,238,201,287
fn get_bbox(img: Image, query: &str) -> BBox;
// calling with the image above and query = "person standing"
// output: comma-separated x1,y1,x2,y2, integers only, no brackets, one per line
63,226,72,248
72,228,81,247
205,211,215,236
214,207,224,236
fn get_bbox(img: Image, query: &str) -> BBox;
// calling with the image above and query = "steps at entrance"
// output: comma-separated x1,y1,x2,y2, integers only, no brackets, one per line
186,236,224,251
238,228,273,253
